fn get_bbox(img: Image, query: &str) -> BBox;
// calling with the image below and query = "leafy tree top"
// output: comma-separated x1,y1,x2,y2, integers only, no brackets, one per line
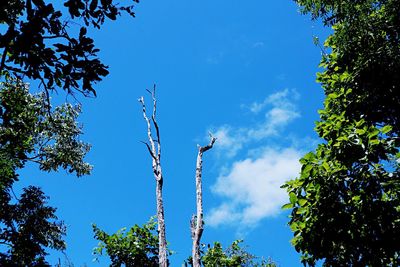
0,79,91,265
0,186,66,266
0,79,92,180
283,0,400,266
185,240,277,267
297,0,400,130
92,217,169,267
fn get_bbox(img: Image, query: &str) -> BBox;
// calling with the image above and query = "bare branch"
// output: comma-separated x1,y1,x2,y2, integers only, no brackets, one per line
191,134,216,267
138,96,156,156
140,141,157,160
138,87,168,267
39,77,54,117
148,85,161,159
10,187,20,202
0,46,8,73
199,133,217,153
150,84,157,119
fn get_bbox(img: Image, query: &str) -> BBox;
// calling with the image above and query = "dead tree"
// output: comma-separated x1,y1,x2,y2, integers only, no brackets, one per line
138,86,168,267
190,134,216,267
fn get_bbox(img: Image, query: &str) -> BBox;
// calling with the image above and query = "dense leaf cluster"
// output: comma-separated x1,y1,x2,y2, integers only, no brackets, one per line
0,0,138,96
1,0,138,265
93,218,162,267
283,0,400,266
297,0,400,129
185,240,277,267
0,80,92,264
0,80,92,178
0,186,66,266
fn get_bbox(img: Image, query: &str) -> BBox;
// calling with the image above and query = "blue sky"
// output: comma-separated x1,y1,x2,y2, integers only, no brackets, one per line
17,0,330,266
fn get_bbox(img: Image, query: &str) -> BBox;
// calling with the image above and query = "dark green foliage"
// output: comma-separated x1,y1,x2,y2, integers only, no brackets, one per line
185,240,277,267
296,0,400,129
64,0,138,28
0,79,92,178
92,218,162,267
0,80,91,264
283,0,400,266
0,0,138,96
0,186,66,266
1,1,139,265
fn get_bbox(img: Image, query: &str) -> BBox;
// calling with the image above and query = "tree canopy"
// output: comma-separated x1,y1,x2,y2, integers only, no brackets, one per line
283,0,400,266
6,0,400,266
0,186,66,266
93,218,163,267
1,1,138,264
0,79,92,264
185,240,277,267
296,0,400,128
0,0,138,96
0,80,92,178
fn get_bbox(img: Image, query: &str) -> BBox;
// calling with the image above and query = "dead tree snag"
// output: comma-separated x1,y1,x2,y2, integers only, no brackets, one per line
190,134,216,267
138,86,168,267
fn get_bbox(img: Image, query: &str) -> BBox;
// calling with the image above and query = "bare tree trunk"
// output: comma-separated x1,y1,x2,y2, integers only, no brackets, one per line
191,135,216,267
139,86,168,267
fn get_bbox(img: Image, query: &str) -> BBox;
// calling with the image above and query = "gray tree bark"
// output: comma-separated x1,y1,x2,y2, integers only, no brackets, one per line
139,86,168,267
191,135,216,267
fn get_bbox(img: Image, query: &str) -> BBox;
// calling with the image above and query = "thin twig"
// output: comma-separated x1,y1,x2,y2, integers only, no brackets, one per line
140,141,157,160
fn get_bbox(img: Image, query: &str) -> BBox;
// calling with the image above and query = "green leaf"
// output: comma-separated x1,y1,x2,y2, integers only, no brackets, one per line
289,192,297,204
381,125,392,134
355,128,366,135
369,139,380,145
322,162,330,172
282,203,294,210
298,198,307,207
301,164,314,178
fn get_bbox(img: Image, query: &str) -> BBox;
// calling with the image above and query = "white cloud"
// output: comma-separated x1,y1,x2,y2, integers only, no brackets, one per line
211,89,300,158
213,126,244,158
206,148,302,228
206,89,307,230
206,204,241,226
248,88,299,114
247,106,300,140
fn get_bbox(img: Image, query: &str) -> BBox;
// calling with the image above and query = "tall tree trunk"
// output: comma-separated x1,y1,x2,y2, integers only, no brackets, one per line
191,135,216,267
155,170,167,267
139,86,168,267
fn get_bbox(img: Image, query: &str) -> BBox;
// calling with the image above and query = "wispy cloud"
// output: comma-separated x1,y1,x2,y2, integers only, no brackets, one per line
205,36,266,65
252,41,265,48
248,88,299,114
213,126,245,158
206,89,306,231
247,105,300,139
212,89,300,158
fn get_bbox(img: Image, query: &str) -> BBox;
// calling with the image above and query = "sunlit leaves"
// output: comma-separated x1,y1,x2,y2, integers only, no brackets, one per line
185,240,277,267
283,0,400,265
0,80,91,265
0,79,92,177
93,217,161,267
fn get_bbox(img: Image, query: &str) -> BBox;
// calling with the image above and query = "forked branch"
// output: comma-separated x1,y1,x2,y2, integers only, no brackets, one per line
138,86,167,267
191,133,216,267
